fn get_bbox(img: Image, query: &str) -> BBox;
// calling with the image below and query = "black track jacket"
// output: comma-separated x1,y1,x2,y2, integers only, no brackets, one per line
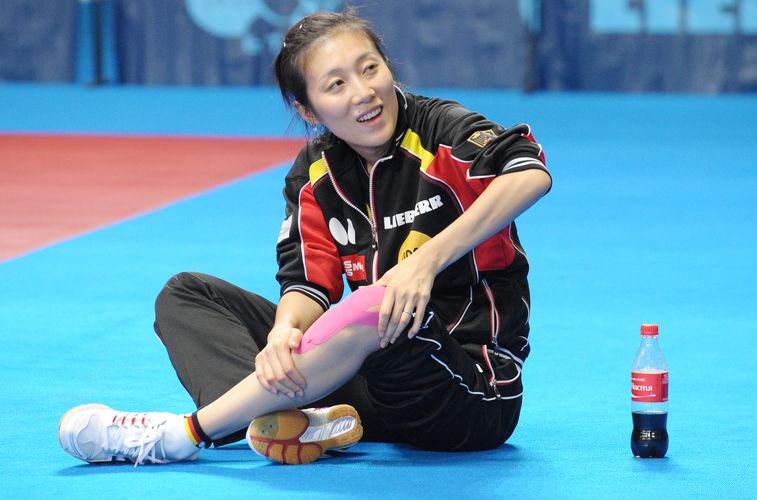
276,89,549,367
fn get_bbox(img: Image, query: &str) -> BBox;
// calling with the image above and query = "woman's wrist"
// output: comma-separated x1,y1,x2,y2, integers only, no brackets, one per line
272,291,325,336
413,237,453,277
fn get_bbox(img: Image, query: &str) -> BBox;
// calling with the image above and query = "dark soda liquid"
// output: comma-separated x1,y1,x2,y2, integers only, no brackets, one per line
631,412,668,458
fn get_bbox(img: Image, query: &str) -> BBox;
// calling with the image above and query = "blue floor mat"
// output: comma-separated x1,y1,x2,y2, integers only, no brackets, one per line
0,85,755,498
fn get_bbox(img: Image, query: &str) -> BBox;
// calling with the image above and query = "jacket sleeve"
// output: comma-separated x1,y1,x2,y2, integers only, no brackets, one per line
275,149,344,311
420,97,549,181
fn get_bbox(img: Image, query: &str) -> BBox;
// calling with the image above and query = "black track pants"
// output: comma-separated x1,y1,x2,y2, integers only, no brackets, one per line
154,272,522,450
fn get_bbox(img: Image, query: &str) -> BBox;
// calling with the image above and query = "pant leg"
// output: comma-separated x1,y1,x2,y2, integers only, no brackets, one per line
360,310,523,451
307,374,398,443
154,272,276,444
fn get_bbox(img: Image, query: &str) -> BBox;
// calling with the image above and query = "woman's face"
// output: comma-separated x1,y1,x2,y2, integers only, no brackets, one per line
298,30,399,165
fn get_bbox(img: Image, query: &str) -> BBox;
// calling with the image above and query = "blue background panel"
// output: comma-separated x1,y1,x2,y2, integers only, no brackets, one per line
1,0,755,91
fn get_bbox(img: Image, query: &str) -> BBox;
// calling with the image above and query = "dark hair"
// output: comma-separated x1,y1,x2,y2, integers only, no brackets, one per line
273,8,390,112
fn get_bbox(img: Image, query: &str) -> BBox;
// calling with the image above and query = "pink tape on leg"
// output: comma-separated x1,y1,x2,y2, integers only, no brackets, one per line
294,286,385,354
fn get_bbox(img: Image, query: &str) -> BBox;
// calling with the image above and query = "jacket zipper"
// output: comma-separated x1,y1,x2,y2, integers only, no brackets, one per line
481,278,500,347
321,152,388,282
367,155,393,281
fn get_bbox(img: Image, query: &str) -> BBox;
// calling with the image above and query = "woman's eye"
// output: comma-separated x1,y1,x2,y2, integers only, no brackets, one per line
364,64,377,73
327,80,344,91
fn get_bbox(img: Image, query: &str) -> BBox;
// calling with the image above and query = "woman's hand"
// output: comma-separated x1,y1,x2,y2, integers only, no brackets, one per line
374,250,440,348
373,170,551,348
255,323,307,398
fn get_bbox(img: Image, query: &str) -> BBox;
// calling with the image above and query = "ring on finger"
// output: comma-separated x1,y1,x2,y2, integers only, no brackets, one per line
401,311,413,317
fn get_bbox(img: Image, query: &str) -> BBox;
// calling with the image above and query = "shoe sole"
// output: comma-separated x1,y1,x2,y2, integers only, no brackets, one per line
58,403,112,463
247,404,363,465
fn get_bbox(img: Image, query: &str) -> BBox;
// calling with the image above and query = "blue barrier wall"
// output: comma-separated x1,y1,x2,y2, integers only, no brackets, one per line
537,0,757,92
110,0,528,88
0,1,77,82
0,0,755,92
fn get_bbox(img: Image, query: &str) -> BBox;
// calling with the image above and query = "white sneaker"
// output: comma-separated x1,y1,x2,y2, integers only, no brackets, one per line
247,404,363,464
58,404,200,466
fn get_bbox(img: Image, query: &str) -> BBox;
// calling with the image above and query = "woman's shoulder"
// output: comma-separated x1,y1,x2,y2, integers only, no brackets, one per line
284,142,316,180
404,89,468,110
285,135,342,180
404,90,478,127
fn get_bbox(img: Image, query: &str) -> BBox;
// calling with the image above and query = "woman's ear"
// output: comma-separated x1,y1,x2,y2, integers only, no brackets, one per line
294,101,320,126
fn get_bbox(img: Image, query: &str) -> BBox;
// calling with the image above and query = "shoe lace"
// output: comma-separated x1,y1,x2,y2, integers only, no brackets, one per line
105,413,169,467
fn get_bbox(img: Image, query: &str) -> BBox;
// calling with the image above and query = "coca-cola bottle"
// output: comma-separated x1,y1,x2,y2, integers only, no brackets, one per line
630,324,669,458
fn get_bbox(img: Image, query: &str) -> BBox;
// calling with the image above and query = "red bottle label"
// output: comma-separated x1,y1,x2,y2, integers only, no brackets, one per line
631,371,669,402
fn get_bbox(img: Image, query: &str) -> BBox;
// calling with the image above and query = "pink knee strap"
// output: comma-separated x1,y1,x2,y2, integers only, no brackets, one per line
294,286,385,354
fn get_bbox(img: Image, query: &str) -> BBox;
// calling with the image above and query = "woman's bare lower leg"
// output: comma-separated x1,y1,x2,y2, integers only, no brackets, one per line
196,323,381,439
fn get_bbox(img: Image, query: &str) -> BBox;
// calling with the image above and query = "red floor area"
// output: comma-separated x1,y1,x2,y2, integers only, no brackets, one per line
0,133,304,261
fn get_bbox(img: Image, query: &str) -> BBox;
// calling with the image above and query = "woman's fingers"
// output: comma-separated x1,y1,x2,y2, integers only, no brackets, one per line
381,289,432,346
278,347,307,393
288,329,304,349
407,300,428,338
272,345,306,396
395,314,413,346
379,298,417,348
255,355,276,393
268,355,303,397
377,286,396,339
255,339,306,397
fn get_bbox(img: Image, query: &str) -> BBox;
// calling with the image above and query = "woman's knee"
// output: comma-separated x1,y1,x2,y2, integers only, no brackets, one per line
156,272,209,310
154,272,211,337
296,286,385,355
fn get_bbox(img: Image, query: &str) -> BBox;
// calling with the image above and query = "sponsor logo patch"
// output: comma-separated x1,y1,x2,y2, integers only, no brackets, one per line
383,195,444,230
329,217,356,246
467,129,497,148
341,254,367,281
398,230,431,263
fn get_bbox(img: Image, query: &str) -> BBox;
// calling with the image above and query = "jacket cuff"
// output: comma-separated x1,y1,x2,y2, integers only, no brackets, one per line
280,283,331,311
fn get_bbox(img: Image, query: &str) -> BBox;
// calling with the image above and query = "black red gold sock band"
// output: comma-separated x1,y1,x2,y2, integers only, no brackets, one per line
184,412,212,448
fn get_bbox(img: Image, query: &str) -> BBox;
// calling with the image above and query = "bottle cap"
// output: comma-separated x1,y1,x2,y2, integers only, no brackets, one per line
640,324,659,336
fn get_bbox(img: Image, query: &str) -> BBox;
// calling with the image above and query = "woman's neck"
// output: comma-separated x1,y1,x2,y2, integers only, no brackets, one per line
358,155,373,175
357,143,390,173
